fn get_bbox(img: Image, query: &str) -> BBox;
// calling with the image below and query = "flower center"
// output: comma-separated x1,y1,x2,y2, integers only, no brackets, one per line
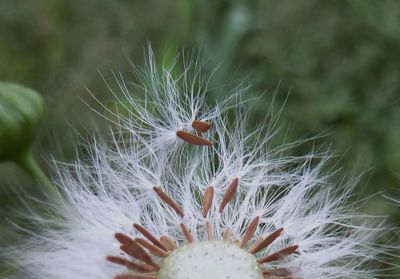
107,178,299,279
157,241,263,279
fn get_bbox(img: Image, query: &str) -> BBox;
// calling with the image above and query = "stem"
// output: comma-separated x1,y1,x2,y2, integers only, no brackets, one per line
14,149,58,197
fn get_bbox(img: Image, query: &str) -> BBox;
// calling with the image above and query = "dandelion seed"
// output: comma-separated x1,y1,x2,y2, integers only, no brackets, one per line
191,120,212,133
176,130,213,146
95,48,230,154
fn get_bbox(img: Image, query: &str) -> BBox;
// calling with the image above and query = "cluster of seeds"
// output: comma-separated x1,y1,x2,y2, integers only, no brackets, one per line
108,120,298,279
6,52,392,279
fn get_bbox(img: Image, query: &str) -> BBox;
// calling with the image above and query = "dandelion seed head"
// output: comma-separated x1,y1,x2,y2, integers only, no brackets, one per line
4,50,396,279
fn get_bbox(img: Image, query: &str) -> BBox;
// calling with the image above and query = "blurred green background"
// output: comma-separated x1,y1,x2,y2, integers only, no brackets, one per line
0,0,399,275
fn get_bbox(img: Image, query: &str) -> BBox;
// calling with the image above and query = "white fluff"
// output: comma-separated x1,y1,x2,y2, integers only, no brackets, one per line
5,51,395,279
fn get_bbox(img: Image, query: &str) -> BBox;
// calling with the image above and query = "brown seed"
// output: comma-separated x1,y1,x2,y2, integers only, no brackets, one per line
114,274,156,279
192,120,212,133
240,216,259,248
224,227,231,241
258,245,299,264
136,238,170,257
133,224,166,251
206,221,213,240
118,240,157,267
114,233,150,261
106,256,158,273
202,186,214,217
160,235,177,251
176,130,213,146
261,276,293,279
219,178,239,213
262,267,292,277
248,227,284,254
180,223,194,243
153,186,184,217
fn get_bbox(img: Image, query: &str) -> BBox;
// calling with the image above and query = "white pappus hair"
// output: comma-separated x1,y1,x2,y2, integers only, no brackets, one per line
4,49,397,279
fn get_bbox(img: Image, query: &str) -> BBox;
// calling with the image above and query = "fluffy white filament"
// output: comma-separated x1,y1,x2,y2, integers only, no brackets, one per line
5,50,394,279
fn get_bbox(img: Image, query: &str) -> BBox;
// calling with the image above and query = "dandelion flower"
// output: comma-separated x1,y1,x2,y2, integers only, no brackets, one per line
6,52,394,279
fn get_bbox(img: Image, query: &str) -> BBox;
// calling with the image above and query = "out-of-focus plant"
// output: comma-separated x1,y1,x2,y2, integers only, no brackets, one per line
0,82,56,195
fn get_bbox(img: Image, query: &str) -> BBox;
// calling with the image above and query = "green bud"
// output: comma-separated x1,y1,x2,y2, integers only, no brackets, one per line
0,82,44,161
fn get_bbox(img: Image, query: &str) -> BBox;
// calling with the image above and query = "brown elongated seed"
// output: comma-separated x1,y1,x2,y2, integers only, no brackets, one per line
176,130,213,146
202,186,214,217
192,120,212,133
224,227,231,241
248,227,284,254
115,232,135,246
118,246,156,267
258,245,299,264
119,242,157,267
136,238,170,257
206,221,213,240
106,256,158,273
180,223,194,243
262,267,292,277
219,178,239,213
160,235,177,251
133,224,166,250
115,233,154,264
248,236,264,253
240,216,260,248
153,186,184,217
114,274,156,279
